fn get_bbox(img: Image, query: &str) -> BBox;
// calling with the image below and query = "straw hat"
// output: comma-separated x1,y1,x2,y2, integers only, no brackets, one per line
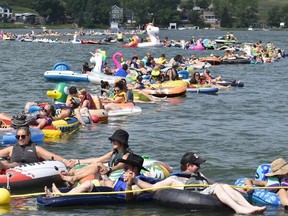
265,158,288,176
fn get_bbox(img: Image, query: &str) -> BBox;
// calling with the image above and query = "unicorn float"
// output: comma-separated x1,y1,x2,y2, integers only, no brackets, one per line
88,50,126,85
123,23,162,48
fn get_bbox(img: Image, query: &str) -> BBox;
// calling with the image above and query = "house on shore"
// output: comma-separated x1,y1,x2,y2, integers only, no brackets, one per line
0,3,13,23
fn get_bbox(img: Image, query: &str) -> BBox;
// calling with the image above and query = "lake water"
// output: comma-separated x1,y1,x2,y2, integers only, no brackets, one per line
0,28,287,215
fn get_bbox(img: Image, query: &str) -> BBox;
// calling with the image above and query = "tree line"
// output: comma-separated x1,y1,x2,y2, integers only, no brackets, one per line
4,0,288,28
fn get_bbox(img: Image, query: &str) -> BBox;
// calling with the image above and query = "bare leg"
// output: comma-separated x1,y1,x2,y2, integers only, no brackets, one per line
45,186,53,198
52,183,61,194
61,163,100,184
67,181,94,194
213,184,266,214
278,189,288,206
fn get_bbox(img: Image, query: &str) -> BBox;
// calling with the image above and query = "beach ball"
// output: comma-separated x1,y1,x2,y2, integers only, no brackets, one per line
0,188,10,204
92,115,100,123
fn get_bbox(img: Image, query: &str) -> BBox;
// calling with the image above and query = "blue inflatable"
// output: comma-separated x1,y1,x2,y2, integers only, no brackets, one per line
234,164,281,205
53,62,71,71
36,186,153,207
0,128,44,146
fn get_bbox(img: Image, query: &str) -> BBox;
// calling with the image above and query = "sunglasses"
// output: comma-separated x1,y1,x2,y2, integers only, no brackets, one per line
15,135,27,140
42,108,48,112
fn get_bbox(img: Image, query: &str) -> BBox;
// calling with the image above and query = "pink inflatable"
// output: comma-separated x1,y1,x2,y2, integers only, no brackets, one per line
189,39,205,50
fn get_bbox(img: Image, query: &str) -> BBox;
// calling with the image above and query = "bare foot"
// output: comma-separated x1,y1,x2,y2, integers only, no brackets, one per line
236,206,266,214
60,173,75,185
45,186,53,198
255,206,267,214
52,183,61,194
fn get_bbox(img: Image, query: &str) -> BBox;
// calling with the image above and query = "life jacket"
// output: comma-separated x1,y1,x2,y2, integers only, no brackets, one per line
165,68,179,81
113,174,158,192
117,33,123,40
10,142,39,164
108,147,133,168
113,92,127,103
80,92,96,109
126,90,134,103
172,171,209,191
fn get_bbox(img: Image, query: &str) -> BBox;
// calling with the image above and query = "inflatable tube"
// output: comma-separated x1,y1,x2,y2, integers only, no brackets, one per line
178,70,189,79
0,127,44,146
234,178,281,205
217,80,244,87
73,156,172,183
53,62,71,71
221,58,250,64
149,80,188,88
199,57,221,65
107,103,142,117
153,188,231,211
36,186,153,207
187,85,219,94
52,116,80,132
44,70,89,82
0,161,67,194
141,86,187,98
122,36,139,48
234,164,281,205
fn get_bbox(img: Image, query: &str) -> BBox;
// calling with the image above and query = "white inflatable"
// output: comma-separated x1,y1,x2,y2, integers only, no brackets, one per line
137,23,162,48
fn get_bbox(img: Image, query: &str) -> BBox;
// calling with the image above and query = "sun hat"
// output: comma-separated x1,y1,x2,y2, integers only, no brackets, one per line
108,129,129,146
265,158,288,176
117,153,149,171
180,152,206,166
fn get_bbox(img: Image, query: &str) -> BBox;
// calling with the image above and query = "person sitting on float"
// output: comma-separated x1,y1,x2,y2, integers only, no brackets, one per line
58,129,133,186
102,81,127,112
129,55,139,69
155,54,167,65
168,54,185,67
138,61,149,75
189,72,205,85
82,62,93,74
241,158,288,211
130,152,267,215
32,103,56,129
220,49,236,61
115,63,129,78
164,62,180,81
0,126,74,170
149,65,162,84
45,153,157,201
100,80,112,99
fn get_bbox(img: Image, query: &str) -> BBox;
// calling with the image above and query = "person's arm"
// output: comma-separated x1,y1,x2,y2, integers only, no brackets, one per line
36,146,73,168
243,178,266,194
53,109,71,120
134,176,177,191
79,151,113,164
100,152,130,175
0,146,13,159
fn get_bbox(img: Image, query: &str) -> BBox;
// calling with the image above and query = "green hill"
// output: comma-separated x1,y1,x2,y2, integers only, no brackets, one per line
258,0,287,22
1,0,288,24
